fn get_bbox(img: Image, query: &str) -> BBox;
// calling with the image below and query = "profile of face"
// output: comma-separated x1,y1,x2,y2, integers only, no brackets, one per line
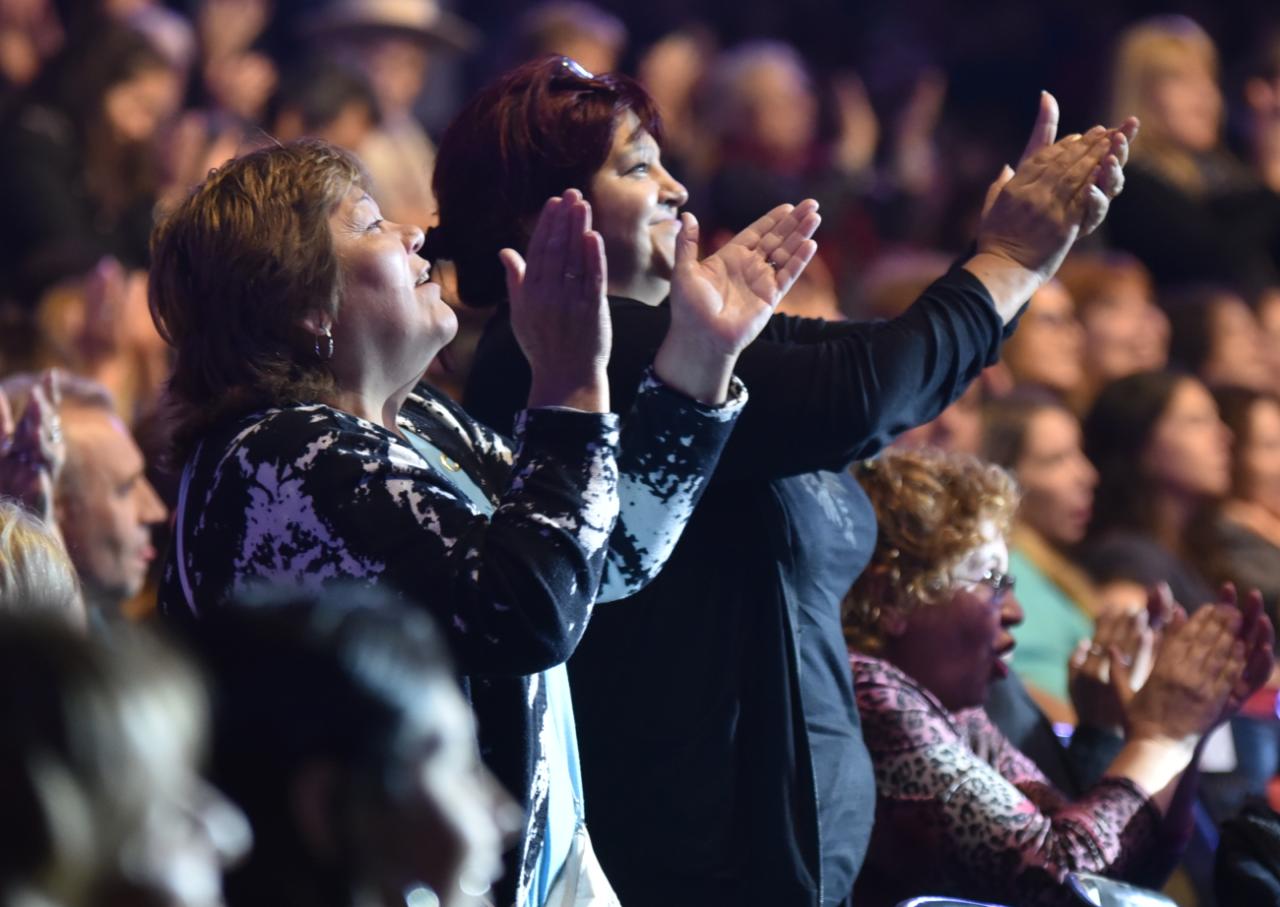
888,527,1023,712
587,110,689,301
348,678,518,907
328,187,455,389
103,64,181,144
1237,397,1280,515
1078,273,1169,385
893,381,984,455
56,406,167,613
1143,378,1232,500
104,737,250,907
1200,293,1272,391
1013,407,1097,546
1147,56,1222,152
1001,281,1084,394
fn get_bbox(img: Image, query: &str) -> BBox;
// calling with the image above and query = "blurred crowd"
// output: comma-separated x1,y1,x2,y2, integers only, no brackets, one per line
3,1,1280,906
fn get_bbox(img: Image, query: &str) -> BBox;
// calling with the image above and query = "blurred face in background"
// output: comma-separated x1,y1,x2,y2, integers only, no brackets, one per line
1000,281,1084,395
104,64,181,144
1200,292,1273,392
1147,55,1222,152
735,55,817,163
1013,407,1097,546
1143,377,1232,500
1237,397,1280,515
1078,272,1169,386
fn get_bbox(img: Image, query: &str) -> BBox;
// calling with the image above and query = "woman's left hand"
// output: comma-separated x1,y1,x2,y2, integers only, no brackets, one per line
655,201,820,403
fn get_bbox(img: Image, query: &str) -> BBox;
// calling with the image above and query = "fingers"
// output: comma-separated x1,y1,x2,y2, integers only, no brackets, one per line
1109,646,1134,704
566,193,589,283
1147,582,1175,630
1018,91,1060,166
756,199,820,261
524,195,559,277
1061,132,1114,214
584,229,607,300
498,248,527,300
776,239,819,298
730,202,795,252
674,212,700,273
981,165,1014,220
0,389,12,445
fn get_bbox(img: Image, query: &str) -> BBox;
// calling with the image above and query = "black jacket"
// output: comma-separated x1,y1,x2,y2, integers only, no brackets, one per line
464,266,1014,906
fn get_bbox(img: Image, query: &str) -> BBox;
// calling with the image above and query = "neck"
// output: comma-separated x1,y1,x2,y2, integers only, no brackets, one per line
1152,491,1197,555
1254,120,1280,193
608,274,670,307
325,383,415,435
1222,497,1280,547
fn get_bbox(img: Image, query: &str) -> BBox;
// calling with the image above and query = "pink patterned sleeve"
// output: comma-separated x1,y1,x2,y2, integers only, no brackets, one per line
854,656,1162,906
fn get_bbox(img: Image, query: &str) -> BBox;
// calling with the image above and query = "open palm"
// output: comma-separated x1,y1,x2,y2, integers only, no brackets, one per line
670,200,821,357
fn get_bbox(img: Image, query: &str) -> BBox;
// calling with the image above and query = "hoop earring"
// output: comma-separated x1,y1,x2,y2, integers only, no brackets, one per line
314,327,334,361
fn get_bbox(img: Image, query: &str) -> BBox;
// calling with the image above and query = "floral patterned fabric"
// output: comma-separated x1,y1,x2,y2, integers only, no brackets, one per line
851,652,1163,907
159,370,746,906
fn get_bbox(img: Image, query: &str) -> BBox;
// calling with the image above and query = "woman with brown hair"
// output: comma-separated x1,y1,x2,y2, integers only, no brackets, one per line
844,447,1272,906
439,54,1136,905
149,137,810,906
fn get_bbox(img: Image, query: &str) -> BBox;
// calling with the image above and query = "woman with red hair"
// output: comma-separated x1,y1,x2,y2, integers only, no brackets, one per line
438,56,1135,906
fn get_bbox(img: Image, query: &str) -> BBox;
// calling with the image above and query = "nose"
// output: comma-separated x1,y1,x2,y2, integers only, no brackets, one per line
401,222,425,256
1001,592,1024,629
659,165,689,209
139,478,168,525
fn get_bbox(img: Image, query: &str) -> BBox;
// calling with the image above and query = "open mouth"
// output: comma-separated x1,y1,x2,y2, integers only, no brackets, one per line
414,264,432,287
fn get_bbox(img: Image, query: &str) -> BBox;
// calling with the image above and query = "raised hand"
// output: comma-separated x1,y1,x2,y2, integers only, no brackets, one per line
1069,604,1159,733
656,200,820,403
968,92,1139,320
1125,599,1247,749
501,190,612,413
0,370,65,527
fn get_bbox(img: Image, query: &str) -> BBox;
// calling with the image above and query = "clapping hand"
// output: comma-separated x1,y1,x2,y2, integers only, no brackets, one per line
1068,584,1175,733
968,92,1139,315
1125,584,1274,750
656,201,820,403
0,370,65,528
501,190,612,413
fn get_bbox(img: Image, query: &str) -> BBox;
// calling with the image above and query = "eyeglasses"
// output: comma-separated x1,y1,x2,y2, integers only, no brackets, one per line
955,569,1016,602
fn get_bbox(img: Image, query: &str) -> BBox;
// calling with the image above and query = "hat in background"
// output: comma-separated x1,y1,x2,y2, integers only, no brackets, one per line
304,0,478,52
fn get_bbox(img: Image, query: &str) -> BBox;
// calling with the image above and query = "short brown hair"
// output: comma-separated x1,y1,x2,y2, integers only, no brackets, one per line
843,449,1019,651
149,139,368,457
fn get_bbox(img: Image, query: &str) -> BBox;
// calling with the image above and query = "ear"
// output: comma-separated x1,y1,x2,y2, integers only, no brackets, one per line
290,760,343,859
300,310,333,337
862,566,909,638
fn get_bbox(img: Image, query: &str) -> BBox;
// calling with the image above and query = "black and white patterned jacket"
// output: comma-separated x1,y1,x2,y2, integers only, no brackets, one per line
159,370,745,904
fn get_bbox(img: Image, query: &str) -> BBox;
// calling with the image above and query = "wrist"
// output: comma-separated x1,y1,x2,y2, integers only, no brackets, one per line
526,368,610,413
653,334,734,405
962,251,1046,324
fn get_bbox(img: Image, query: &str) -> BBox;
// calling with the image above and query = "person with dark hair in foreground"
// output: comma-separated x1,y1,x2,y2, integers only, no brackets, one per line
187,586,521,907
441,54,1136,905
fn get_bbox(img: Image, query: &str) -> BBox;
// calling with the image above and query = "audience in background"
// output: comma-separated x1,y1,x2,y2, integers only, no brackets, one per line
997,280,1085,399
982,393,1100,723
1164,283,1274,392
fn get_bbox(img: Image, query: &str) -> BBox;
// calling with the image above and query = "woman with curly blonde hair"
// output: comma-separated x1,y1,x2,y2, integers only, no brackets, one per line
845,447,1274,906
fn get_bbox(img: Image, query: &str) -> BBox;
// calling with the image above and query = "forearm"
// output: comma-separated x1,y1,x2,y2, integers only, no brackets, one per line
1103,736,1197,814
598,369,746,600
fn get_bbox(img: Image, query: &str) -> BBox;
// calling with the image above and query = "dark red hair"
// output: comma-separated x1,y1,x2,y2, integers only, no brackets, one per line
431,55,663,306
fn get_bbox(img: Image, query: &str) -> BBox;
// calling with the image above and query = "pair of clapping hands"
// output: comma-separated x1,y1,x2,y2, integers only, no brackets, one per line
0,371,65,528
496,92,1139,411
1069,584,1275,748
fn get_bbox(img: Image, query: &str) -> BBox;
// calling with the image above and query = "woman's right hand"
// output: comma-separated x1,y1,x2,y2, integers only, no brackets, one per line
1124,587,1269,749
501,190,612,413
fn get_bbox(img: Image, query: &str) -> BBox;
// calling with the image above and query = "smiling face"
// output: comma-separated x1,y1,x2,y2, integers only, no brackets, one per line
888,526,1023,712
1014,407,1098,546
327,188,456,395
587,110,689,305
